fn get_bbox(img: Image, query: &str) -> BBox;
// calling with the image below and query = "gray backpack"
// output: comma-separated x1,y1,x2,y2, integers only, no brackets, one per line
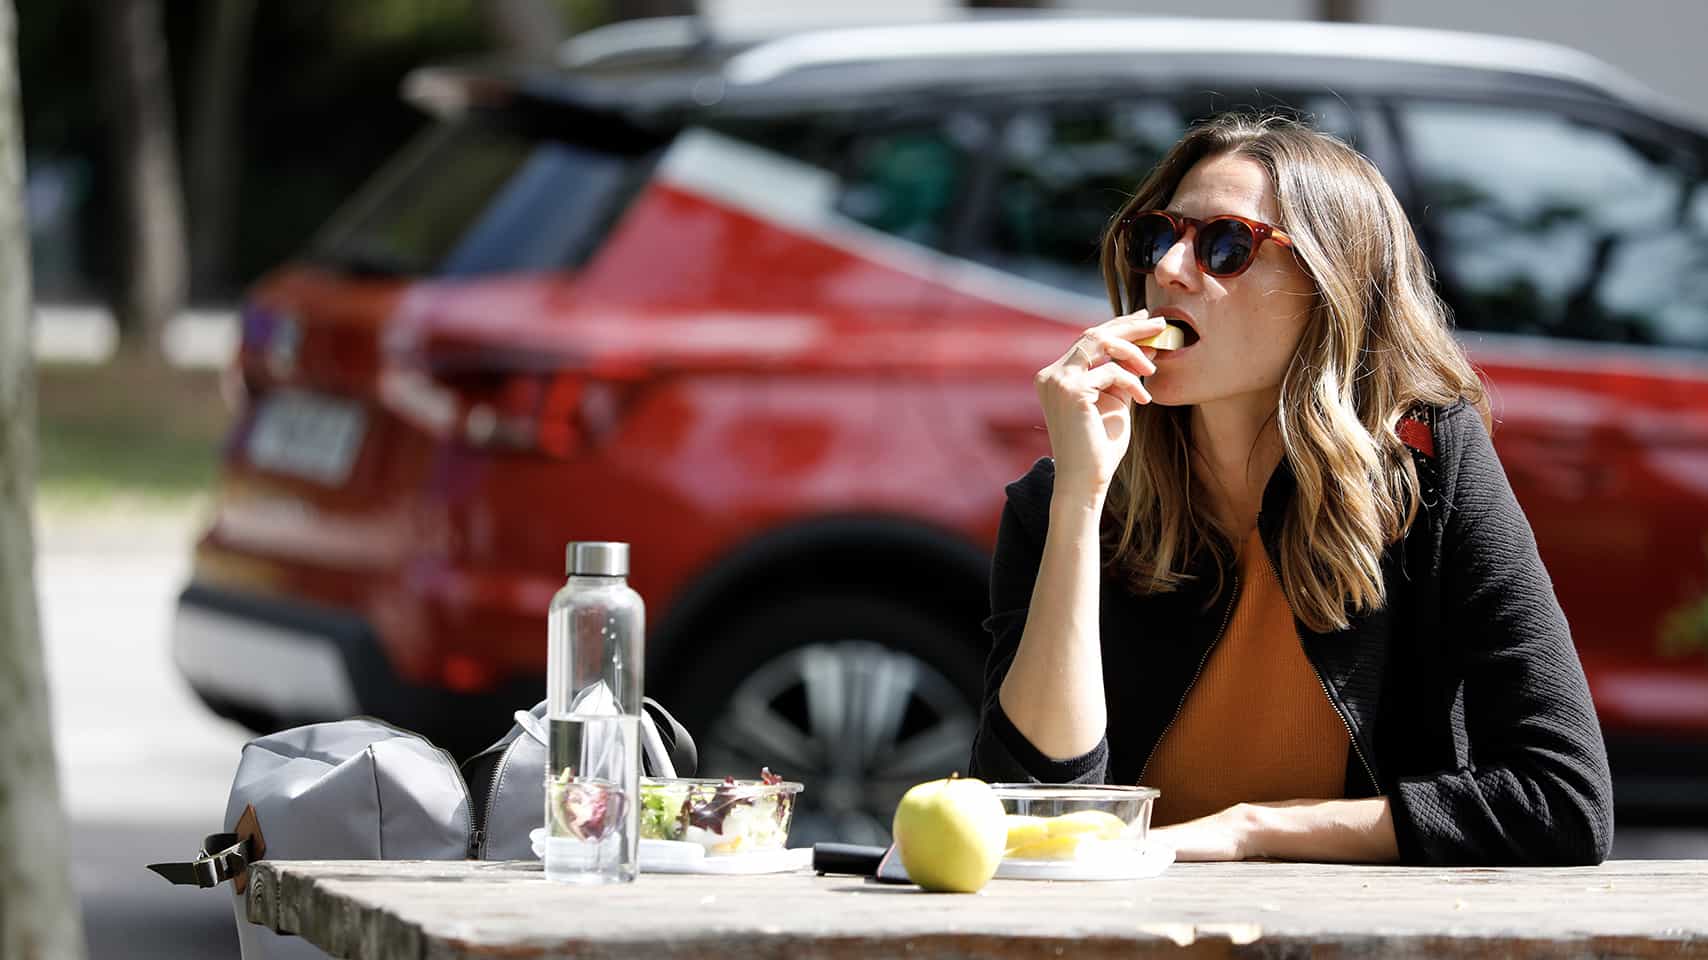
149,700,695,959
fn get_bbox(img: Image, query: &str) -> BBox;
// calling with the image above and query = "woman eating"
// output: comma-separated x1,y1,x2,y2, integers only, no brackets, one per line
970,112,1613,866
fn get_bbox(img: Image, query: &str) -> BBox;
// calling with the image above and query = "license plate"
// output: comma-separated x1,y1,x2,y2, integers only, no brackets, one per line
247,390,367,486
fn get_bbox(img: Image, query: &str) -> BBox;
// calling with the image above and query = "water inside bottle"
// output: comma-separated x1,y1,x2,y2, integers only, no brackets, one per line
544,713,640,884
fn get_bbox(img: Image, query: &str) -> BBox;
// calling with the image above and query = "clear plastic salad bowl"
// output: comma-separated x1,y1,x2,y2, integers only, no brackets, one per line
990,784,1159,862
639,775,803,855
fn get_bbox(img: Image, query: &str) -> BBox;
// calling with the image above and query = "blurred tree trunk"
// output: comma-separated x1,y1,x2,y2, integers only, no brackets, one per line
0,0,87,954
1318,0,1362,21
99,0,186,362
187,0,256,300
480,0,566,60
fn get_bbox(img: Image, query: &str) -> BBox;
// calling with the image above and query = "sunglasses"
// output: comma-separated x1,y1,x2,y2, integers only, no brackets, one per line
1119,210,1294,279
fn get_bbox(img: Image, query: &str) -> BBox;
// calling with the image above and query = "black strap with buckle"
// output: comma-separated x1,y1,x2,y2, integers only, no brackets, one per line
147,833,251,888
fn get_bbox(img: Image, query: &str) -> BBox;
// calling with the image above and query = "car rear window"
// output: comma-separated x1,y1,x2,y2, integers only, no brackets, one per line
310,113,659,278
1400,101,1708,352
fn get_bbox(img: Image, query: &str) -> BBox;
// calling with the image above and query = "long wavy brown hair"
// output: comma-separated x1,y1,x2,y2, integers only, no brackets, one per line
1099,111,1490,632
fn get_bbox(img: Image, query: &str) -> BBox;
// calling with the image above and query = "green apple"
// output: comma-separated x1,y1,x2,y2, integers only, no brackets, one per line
891,774,1007,893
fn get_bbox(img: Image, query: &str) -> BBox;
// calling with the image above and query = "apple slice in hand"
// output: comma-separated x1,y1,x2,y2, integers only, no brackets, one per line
1138,323,1188,350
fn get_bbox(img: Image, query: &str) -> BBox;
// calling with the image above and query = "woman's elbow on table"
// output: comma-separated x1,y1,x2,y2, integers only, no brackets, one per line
1554,767,1616,866
1389,757,1614,867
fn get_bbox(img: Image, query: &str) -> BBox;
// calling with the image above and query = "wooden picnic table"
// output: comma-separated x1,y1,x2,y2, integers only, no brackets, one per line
246,858,1708,958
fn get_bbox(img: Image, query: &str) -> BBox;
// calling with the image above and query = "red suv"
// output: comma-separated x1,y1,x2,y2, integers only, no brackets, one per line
175,14,1708,841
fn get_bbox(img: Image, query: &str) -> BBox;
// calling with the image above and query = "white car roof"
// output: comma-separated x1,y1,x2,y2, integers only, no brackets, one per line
628,15,1667,126
726,18,1650,99
548,14,1698,132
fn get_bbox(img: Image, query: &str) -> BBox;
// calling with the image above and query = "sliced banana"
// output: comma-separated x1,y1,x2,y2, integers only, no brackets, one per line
1138,322,1188,351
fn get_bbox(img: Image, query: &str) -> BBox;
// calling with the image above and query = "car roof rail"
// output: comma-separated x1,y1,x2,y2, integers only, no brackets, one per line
556,8,1084,70
558,16,714,69
720,16,1687,125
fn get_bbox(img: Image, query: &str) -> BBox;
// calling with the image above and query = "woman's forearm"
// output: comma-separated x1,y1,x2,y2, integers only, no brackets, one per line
1155,798,1401,863
1247,797,1400,862
996,489,1109,760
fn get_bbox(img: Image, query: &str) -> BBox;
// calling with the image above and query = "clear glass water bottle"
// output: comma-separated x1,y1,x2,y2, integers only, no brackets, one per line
544,541,644,884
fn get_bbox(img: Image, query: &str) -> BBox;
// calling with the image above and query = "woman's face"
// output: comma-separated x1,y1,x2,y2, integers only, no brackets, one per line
1141,152,1317,410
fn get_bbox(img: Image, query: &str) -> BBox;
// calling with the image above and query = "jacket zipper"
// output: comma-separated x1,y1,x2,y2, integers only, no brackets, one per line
1311,669,1380,794
1253,550,1382,793
1139,572,1240,783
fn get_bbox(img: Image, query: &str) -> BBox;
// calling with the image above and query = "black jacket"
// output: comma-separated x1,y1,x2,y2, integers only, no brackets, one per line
969,400,1614,866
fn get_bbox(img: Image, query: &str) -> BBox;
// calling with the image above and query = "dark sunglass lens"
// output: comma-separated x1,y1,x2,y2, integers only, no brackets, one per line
1199,219,1257,276
1127,214,1176,272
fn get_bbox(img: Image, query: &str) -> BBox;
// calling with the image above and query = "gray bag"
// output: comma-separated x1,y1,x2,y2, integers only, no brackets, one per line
229,718,475,862
146,717,475,960
149,702,695,959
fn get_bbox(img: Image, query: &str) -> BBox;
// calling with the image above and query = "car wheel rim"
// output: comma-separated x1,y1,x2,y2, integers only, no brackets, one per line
700,640,976,846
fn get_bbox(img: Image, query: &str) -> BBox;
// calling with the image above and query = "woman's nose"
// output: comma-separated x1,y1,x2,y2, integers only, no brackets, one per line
1152,235,1199,290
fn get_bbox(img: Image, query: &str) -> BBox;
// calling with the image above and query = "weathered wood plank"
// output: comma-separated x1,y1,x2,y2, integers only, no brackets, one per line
247,859,1708,960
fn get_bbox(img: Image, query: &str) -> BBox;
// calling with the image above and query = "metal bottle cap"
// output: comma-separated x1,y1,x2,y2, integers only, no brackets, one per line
566,541,629,577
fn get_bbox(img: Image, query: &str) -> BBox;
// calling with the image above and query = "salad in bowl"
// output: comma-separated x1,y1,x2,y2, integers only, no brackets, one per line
638,768,802,854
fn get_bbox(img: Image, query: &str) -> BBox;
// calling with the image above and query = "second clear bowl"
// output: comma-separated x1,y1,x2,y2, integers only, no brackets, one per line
639,777,803,855
991,783,1160,861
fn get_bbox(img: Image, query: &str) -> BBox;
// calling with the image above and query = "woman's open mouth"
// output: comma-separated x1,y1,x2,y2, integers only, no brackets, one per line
1149,307,1201,355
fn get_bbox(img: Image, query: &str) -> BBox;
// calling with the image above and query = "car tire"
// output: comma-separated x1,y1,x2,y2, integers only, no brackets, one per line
660,592,986,847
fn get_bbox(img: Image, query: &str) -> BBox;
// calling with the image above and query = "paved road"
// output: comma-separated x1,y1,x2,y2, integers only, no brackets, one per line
34,507,1708,959
40,506,247,959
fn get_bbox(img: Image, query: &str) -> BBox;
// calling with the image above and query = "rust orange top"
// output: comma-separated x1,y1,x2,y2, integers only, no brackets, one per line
1144,528,1349,826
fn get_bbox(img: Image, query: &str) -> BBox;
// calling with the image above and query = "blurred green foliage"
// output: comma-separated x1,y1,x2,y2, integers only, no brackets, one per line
23,0,609,502
1660,549,1708,661
35,360,230,503
18,0,610,300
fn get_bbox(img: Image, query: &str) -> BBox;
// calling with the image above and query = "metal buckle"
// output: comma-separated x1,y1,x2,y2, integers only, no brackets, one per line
149,833,250,888
195,835,250,887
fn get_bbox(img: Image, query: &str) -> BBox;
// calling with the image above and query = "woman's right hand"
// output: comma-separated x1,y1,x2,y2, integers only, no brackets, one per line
1034,311,1167,499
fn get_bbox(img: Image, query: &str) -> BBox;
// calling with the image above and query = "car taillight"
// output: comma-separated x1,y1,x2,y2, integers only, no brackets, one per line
381,331,633,458
460,371,586,458
425,367,629,460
